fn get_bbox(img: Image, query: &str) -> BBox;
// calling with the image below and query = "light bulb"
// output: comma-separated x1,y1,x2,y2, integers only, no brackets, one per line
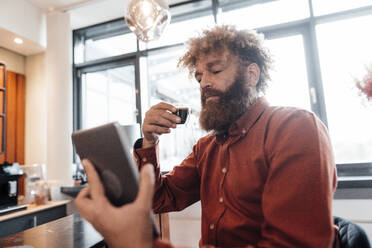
14,38,23,44
124,0,171,42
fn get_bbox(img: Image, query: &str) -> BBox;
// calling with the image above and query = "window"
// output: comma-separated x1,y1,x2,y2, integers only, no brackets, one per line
316,14,372,164
85,33,137,62
139,0,214,50
140,17,214,50
73,0,372,180
219,0,309,30
81,64,137,129
312,0,372,16
146,46,206,171
73,20,136,64
264,35,311,110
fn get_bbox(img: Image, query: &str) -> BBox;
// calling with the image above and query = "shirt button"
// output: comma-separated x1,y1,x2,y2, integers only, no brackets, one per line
142,157,147,162
222,167,227,173
209,224,215,230
242,129,246,134
219,197,224,203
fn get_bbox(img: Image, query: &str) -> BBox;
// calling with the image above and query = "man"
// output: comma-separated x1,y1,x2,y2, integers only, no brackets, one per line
76,25,337,248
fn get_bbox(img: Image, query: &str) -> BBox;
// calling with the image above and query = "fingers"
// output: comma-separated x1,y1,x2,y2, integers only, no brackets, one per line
76,185,90,200
75,186,95,222
135,164,155,210
143,124,171,135
82,159,105,200
145,103,181,126
148,111,179,128
146,110,181,126
154,102,177,113
142,103,182,142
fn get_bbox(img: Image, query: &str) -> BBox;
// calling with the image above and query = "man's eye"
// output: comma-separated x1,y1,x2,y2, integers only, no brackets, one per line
213,70,222,74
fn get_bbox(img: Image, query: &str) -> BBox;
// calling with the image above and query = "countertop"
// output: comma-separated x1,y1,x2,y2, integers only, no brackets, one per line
0,213,105,248
0,200,71,222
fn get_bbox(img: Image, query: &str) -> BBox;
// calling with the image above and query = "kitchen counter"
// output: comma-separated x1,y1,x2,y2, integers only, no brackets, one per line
0,213,105,247
0,200,70,222
0,200,70,238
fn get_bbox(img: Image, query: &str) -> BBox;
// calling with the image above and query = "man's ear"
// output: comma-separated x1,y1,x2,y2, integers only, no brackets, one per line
245,63,260,87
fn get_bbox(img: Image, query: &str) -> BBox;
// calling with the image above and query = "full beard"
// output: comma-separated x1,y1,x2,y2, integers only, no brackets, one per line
199,68,257,134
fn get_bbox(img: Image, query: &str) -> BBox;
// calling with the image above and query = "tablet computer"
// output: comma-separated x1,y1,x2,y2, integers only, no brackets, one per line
71,122,159,237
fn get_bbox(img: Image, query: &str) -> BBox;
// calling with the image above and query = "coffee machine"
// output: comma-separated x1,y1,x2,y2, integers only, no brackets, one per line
0,162,26,214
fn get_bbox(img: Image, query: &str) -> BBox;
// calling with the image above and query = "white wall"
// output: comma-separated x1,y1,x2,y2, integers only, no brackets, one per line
169,202,201,247
0,48,46,166
0,47,25,74
24,52,47,165
69,0,125,29
45,12,73,186
0,0,46,47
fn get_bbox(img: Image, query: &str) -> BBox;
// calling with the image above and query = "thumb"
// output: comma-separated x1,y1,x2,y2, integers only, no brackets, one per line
135,163,155,210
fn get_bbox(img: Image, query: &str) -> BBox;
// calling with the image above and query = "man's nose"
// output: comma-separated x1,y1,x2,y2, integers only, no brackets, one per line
200,74,211,90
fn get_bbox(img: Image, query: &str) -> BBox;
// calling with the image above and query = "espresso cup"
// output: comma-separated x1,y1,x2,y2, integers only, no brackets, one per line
173,106,190,125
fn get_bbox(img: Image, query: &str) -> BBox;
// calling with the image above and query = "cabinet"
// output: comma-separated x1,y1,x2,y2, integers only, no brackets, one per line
0,63,6,157
0,64,25,165
0,202,67,238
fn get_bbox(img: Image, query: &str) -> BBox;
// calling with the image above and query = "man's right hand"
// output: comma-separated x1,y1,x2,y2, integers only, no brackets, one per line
142,102,181,148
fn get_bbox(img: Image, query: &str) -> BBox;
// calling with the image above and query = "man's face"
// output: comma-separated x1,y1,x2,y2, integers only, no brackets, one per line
195,51,257,133
195,51,239,105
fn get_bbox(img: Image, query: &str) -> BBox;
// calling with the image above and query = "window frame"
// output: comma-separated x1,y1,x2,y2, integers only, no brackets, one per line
72,0,372,188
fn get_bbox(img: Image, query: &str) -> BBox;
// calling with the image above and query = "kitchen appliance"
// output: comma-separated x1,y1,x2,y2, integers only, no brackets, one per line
0,162,26,214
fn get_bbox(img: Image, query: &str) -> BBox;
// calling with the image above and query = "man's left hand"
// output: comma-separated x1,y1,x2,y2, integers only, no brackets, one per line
75,159,155,248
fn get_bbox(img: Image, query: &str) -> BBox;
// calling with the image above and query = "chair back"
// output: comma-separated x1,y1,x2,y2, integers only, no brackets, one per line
333,216,371,248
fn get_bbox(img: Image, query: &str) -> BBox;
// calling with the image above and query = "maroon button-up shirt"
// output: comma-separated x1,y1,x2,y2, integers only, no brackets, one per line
135,98,337,248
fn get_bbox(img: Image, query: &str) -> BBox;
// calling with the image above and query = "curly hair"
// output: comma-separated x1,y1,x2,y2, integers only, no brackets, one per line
178,25,272,93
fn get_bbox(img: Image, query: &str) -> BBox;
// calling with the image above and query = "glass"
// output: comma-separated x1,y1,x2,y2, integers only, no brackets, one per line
265,35,311,110
34,180,49,205
82,65,137,129
312,0,372,16
84,33,137,62
173,104,191,125
140,15,214,50
125,0,171,42
316,14,372,163
21,164,46,204
146,46,206,171
218,0,309,30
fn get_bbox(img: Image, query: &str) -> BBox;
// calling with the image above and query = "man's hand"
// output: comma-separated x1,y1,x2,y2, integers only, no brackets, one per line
75,159,155,248
142,102,181,148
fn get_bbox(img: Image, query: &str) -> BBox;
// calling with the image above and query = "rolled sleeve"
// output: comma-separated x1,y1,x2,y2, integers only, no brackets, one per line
134,138,201,213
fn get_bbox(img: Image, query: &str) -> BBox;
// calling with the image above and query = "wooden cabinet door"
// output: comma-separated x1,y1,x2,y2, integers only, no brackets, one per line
5,71,25,165
15,74,25,164
0,65,5,164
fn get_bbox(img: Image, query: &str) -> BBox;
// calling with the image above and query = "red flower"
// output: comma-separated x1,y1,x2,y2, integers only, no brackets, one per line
357,68,372,100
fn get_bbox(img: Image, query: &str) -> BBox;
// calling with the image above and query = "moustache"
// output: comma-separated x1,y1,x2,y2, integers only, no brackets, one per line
201,88,224,103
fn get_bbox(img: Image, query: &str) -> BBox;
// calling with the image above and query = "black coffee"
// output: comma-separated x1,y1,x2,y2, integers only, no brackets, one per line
174,107,189,124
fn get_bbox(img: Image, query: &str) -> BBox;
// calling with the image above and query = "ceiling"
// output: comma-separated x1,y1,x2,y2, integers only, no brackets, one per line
25,0,190,12
2,0,191,56
25,0,191,29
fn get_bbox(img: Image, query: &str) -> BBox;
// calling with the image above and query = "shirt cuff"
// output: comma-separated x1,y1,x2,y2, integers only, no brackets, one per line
133,138,159,170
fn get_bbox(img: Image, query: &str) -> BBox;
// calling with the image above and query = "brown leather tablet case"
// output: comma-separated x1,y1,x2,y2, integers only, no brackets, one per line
72,122,159,236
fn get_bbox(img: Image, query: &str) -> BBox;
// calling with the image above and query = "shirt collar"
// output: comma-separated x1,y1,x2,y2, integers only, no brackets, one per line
215,97,269,144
